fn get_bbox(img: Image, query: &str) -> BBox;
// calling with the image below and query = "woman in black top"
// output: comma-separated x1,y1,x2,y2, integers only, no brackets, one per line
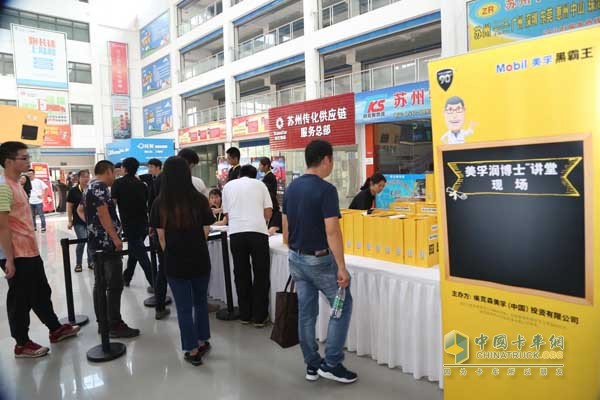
348,173,387,210
150,156,216,366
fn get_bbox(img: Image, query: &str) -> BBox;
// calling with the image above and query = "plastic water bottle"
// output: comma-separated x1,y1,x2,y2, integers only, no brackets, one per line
330,287,346,319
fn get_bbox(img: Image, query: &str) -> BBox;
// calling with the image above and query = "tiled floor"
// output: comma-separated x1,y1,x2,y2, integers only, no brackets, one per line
0,216,443,400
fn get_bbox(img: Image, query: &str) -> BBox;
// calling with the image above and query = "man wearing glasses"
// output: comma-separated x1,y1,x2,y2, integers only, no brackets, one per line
0,142,80,359
440,96,476,145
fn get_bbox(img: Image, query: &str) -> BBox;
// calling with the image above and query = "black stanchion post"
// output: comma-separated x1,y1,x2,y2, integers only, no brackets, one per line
87,251,126,362
216,231,239,321
59,238,89,327
144,242,172,308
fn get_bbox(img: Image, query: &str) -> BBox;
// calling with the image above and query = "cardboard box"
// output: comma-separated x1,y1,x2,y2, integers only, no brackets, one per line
390,201,417,214
416,216,439,267
341,212,354,255
426,174,436,203
352,212,365,256
363,214,379,259
416,202,438,216
403,218,417,266
385,216,405,264
371,213,395,261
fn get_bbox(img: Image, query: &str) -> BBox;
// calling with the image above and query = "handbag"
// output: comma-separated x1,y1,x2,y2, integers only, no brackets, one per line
270,275,299,348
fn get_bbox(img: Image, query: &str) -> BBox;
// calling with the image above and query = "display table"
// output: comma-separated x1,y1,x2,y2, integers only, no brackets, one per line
207,234,442,387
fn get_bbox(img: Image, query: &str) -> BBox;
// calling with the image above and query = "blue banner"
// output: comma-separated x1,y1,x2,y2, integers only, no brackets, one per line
142,55,171,97
143,98,173,136
375,174,426,209
467,0,600,50
106,138,175,164
140,11,170,58
355,81,431,124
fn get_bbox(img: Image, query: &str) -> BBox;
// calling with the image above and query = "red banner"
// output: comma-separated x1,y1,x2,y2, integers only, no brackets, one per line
268,93,355,150
232,112,269,138
178,121,226,146
30,162,55,212
44,124,71,147
109,42,129,95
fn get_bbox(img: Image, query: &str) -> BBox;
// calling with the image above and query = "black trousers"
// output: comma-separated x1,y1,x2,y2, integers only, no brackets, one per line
229,232,270,323
151,235,168,312
1,256,61,345
93,254,124,327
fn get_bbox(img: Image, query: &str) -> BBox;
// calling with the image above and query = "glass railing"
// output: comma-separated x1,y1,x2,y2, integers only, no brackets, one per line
178,0,223,36
235,85,306,116
319,54,438,97
231,0,244,5
181,51,224,81
236,17,304,59
321,0,400,28
184,104,226,127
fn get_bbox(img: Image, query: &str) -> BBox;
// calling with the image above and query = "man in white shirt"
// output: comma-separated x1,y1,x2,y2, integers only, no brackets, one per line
440,96,476,145
27,169,48,233
177,149,209,197
223,164,273,327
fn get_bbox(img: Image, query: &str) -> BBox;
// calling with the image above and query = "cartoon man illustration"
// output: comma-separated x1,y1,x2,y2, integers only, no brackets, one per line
440,96,475,145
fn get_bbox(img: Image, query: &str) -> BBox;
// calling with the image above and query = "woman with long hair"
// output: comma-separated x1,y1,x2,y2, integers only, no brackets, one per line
19,174,32,198
348,173,387,210
150,156,216,366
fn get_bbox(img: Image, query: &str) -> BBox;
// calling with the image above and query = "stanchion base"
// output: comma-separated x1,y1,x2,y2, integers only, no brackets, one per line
143,295,172,308
86,342,126,362
60,314,89,327
216,307,240,321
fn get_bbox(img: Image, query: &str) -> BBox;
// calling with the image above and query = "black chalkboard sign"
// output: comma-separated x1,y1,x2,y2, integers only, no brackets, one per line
440,135,591,303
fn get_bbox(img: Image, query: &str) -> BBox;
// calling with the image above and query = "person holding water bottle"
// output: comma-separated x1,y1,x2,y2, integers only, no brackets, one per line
282,140,356,384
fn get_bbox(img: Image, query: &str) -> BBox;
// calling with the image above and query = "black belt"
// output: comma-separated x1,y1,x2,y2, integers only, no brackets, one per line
290,248,330,257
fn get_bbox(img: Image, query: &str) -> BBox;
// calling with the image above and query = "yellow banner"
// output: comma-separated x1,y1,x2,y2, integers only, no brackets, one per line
429,26,600,399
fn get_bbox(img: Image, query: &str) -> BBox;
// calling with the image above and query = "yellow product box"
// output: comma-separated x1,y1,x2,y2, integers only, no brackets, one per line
416,202,438,216
363,214,379,259
390,201,417,214
382,216,405,263
370,213,395,261
415,216,439,268
403,217,417,266
352,212,365,256
425,173,436,203
341,213,354,255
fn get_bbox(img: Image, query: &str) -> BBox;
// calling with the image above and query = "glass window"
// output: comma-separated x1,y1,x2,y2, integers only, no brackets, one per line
278,24,291,44
393,61,417,86
0,8,91,42
292,19,304,39
375,121,433,174
0,53,14,76
0,99,17,106
38,15,55,30
68,62,92,83
70,104,94,125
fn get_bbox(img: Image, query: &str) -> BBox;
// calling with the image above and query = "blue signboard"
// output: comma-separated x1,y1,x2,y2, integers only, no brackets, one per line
375,174,426,209
140,11,170,58
143,98,173,136
355,81,431,124
106,138,175,164
142,55,171,97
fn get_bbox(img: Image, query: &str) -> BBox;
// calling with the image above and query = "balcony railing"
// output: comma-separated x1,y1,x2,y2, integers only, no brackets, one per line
319,54,438,97
321,0,400,28
181,51,224,81
235,85,306,116
231,0,244,5
178,0,223,36
236,17,304,59
184,104,226,127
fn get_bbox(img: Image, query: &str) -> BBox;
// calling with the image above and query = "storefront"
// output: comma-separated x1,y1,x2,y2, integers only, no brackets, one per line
106,138,175,175
178,120,225,188
269,93,359,208
231,112,271,160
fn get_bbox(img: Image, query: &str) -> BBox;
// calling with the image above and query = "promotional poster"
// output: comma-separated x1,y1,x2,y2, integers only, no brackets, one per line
143,98,173,136
111,95,131,139
30,162,55,213
429,26,600,399
17,87,71,146
142,55,171,97
140,11,170,58
355,81,431,124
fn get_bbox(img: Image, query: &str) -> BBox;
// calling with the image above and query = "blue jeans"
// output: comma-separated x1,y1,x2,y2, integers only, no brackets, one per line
73,223,92,266
288,250,353,369
30,203,45,230
168,275,210,352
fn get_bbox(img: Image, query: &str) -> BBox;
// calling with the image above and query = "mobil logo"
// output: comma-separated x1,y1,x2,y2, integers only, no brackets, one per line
496,59,528,73
367,99,385,113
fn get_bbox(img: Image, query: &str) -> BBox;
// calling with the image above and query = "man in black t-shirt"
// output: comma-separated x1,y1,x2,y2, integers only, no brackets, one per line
111,158,154,291
66,169,92,272
226,147,241,182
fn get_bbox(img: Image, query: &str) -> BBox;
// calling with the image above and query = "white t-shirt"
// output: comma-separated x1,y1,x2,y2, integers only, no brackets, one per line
192,176,209,198
29,178,48,205
440,129,473,145
222,177,273,235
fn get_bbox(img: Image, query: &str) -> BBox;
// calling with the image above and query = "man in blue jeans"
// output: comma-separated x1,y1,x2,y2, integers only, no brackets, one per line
282,140,357,384
27,169,47,232
67,170,93,272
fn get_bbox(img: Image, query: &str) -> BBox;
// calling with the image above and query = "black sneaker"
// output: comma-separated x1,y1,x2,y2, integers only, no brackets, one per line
41,228,46,233
318,362,358,384
147,286,154,294
88,264,95,270
155,308,170,320
109,321,140,338
197,341,211,358
306,365,320,382
184,351,203,366
253,317,270,328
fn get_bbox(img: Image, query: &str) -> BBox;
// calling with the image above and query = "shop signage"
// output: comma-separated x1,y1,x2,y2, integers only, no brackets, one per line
11,24,68,90
430,26,600,398
467,0,600,51
142,55,171,97
178,121,226,146
232,112,269,138
140,11,170,58
111,95,131,139
143,98,173,136
106,138,175,164
30,162,55,212
109,41,129,95
355,81,431,124
269,93,355,150
17,87,71,146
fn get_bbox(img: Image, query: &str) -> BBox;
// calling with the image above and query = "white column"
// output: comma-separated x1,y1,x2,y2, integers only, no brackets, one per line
441,0,469,57
303,0,320,100
223,20,236,146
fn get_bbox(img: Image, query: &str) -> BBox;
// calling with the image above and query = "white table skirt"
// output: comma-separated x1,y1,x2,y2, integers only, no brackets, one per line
207,234,443,388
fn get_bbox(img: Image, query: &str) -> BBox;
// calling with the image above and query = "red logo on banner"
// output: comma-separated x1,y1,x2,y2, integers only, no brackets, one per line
268,93,355,150
367,99,385,113
109,42,129,95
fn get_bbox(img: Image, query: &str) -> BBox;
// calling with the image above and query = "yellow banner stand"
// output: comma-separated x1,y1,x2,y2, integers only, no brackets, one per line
429,27,600,399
